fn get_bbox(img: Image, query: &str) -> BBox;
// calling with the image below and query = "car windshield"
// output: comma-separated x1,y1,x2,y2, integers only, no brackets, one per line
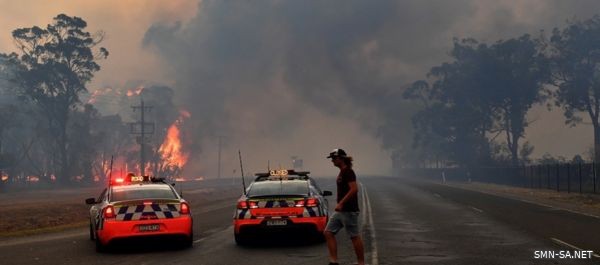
110,185,177,201
247,181,309,197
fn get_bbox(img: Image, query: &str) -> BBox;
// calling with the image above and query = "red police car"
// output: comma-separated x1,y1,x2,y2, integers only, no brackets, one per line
86,174,193,251
233,169,332,245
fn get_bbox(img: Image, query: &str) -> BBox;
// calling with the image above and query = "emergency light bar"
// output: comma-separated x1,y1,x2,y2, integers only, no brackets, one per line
254,169,311,181
111,174,153,186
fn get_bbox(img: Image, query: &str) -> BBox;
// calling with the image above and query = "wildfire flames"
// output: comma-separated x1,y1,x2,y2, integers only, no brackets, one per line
126,86,145,97
158,111,190,174
87,87,117,104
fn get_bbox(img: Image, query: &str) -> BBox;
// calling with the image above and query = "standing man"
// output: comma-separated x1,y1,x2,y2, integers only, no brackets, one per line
324,148,364,265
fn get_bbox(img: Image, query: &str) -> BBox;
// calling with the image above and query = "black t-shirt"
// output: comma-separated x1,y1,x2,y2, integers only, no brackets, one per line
336,167,359,212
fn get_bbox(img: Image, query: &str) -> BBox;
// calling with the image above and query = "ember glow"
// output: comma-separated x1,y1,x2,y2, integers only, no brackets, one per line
87,87,117,104
158,111,190,173
126,86,145,97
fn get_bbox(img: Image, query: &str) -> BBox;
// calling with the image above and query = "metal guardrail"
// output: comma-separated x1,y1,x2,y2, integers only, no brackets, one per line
401,163,598,194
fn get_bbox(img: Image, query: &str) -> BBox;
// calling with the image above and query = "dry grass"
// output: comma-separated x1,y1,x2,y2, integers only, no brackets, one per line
448,181,600,217
0,187,98,238
0,182,241,239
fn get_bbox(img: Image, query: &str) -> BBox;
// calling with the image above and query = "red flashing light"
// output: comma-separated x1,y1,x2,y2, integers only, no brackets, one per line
103,206,116,219
143,201,153,206
306,198,319,207
114,178,124,184
180,202,190,214
295,199,305,207
237,201,248,209
248,201,258,209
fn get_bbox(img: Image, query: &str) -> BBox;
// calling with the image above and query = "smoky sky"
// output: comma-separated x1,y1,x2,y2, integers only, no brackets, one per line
141,0,600,176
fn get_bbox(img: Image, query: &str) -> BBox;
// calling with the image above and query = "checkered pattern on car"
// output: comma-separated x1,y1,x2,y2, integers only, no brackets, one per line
115,203,181,221
235,199,324,220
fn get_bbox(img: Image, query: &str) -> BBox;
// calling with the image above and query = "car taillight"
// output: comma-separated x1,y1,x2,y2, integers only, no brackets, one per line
180,202,190,214
295,199,305,207
103,206,116,219
306,198,319,207
248,201,258,209
237,201,248,209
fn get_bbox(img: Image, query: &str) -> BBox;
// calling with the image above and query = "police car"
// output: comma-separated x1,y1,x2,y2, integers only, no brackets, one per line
233,169,332,245
86,174,193,251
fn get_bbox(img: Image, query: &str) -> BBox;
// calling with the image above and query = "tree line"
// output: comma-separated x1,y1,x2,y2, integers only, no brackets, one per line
399,15,600,169
0,14,180,187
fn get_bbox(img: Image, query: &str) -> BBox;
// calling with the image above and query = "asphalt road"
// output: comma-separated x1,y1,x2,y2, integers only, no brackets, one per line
1,177,599,265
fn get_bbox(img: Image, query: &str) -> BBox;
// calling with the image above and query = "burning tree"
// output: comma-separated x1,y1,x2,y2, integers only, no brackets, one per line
156,111,190,179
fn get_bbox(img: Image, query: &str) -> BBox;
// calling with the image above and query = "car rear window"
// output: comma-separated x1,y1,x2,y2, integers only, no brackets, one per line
247,181,309,197
110,185,177,201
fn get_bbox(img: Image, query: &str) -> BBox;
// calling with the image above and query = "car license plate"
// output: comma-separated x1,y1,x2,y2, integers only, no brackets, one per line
138,224,160,232
266,220,287,226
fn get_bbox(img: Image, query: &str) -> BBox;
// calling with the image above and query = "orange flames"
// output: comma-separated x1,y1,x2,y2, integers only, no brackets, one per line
158,111,190,173
87,87,117,104
126,86,145,97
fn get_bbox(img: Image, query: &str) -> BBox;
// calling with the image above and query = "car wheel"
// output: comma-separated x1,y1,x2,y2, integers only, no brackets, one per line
183,229,194,248
89,221,95,241
234,233,247,245
95,233,107,253
314,231,326,243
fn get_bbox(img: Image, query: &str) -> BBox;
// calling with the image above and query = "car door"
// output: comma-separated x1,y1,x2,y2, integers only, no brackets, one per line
90,188,107,231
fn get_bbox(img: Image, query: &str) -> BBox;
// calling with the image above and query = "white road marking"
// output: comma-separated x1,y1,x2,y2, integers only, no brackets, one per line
513,197,600,220
469,206,483,213
434,182,600,220
361,184,379,265
360,183,367,226
550,238,600,258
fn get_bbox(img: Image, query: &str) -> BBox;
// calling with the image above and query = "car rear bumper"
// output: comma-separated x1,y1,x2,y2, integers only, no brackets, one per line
98,216,193,245
233,216,327,235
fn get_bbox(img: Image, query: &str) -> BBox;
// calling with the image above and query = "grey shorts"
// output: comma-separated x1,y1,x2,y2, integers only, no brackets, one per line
325,211,360,238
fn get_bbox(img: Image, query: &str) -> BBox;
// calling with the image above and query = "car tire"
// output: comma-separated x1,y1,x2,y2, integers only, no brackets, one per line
183,229,194,248
315,232,326,243
89,221,95,241
95,233,107,253
234,233,247,245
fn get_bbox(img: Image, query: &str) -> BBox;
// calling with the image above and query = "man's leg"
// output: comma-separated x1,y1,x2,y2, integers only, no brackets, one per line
324,212,343,264
351,235,365,265
344,212,364,265
324,231,338,263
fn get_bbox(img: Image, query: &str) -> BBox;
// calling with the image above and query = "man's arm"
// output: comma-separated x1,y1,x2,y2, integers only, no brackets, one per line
335,181,358,211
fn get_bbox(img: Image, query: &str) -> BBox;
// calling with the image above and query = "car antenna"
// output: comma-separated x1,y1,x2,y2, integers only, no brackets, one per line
238,150,247,195
179,177,184,198
108,155,114,187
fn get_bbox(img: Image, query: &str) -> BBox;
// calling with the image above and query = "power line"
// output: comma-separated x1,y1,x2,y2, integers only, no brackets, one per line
129,97,154,176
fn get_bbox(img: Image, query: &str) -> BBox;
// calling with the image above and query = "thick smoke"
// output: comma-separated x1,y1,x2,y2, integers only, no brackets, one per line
142,0,600,176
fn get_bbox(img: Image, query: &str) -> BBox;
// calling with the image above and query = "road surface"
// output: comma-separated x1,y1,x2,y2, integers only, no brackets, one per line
0,177,598,264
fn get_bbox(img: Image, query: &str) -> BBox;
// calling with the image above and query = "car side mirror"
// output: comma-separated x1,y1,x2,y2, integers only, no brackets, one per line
322,190,333,196
85,198,97,205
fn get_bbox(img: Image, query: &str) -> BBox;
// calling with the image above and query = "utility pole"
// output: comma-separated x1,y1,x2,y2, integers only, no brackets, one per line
130,97,154,176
